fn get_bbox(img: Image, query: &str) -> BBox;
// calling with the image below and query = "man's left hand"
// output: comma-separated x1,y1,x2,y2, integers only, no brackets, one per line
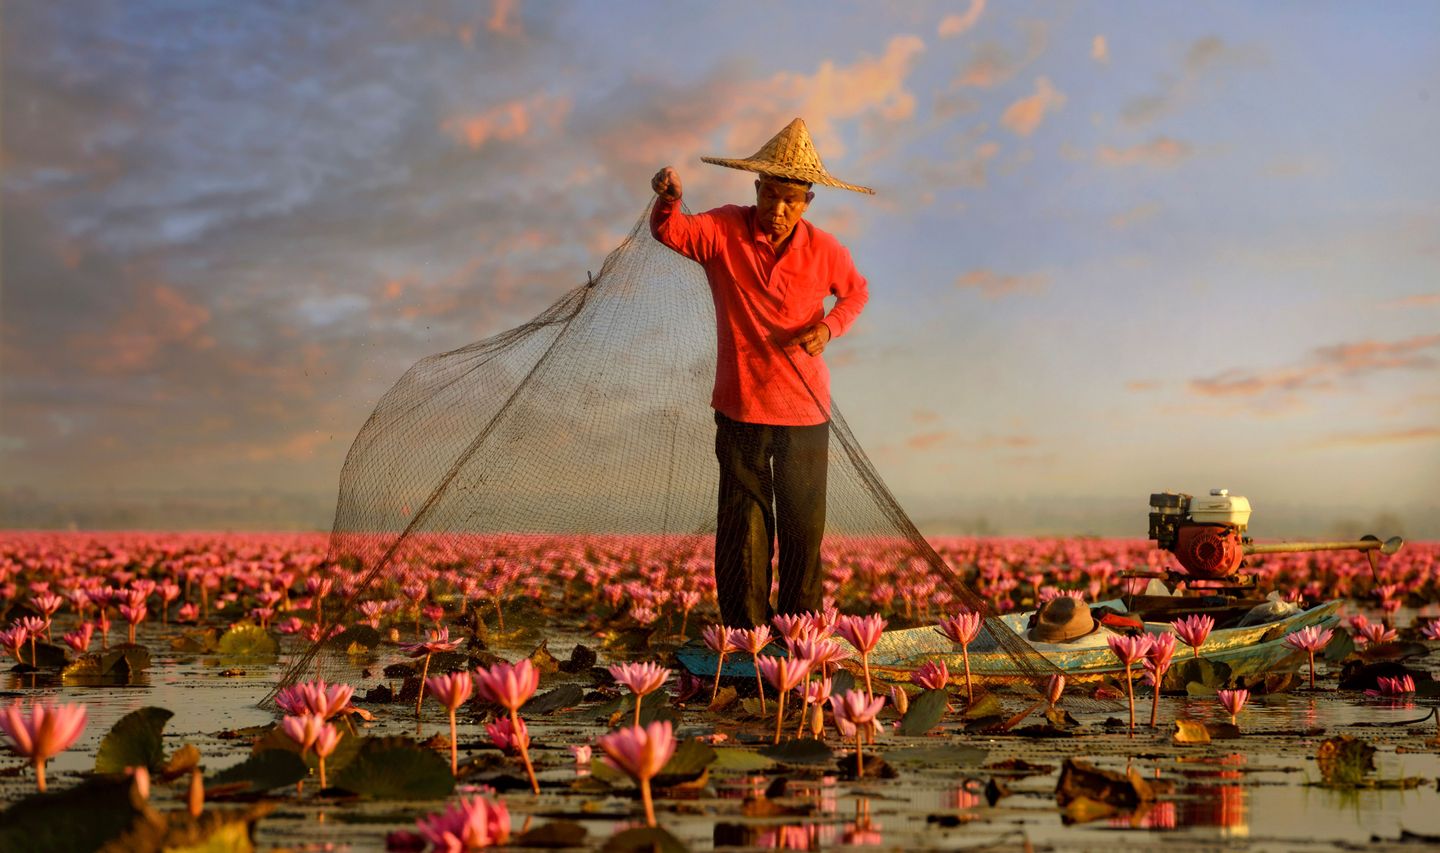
790,322,831,356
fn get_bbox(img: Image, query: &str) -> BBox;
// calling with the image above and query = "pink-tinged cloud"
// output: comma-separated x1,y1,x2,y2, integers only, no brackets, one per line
1110,202,1162,230
1097,137,1192,168
938,0,986,38
1381,293,1440,308
1314,427,1440,448
1125,379,1161,392
488,0,522,37
1092,35,1109,64
906,430,953,450
79,283,215,375
954,22,1047,88
244,430,331,462
440,93,570,150
1001,77,1065,137
955,268,1048,298
911,408,940,424
1187,333,1440,400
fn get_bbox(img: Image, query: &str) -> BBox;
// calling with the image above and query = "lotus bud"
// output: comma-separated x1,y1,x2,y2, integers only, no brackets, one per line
187,767,204,818
889,685,909,717
810,703,825,739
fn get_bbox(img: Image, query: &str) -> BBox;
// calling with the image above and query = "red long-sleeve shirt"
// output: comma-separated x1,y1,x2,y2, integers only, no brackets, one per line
650,196,869,426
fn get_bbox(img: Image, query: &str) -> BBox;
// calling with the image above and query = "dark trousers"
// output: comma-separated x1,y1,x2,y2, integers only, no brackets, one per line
713,410,829,628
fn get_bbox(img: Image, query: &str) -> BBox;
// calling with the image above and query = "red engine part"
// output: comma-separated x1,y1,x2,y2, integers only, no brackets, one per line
1172,522,1244,579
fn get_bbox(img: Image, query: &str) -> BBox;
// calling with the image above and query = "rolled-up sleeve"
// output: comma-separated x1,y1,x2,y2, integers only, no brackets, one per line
650,196,720,264
821,247,869,339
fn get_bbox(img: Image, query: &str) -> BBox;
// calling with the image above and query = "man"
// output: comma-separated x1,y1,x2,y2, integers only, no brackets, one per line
649,117,873,629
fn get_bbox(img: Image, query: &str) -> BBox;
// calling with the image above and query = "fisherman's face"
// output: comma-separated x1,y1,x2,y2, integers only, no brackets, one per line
754,176,814,243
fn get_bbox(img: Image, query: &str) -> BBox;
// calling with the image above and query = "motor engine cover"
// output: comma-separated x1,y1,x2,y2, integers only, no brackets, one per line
1172,522,1245,579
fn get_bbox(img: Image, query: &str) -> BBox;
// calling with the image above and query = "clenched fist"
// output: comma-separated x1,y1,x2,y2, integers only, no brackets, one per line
651,166,682,202
790,322,831,357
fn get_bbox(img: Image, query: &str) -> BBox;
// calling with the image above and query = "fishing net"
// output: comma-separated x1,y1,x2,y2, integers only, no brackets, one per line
270,199,1069,702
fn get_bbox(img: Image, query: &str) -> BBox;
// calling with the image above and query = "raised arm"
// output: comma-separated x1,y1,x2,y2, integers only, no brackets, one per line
649,166,719,263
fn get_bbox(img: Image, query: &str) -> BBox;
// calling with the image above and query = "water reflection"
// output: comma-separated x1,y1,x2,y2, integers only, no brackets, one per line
1174,753,1249,836
714,797,880,849
945,778,986,810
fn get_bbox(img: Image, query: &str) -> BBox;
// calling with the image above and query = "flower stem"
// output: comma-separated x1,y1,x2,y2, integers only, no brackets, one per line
34,759,46,793
1124,663,1135,737
641,777,656,827
318,755,327,790
415,653,431,719
862,653,873,701
774,691,787,745
1308,651,1316,689
854,732,864,777
711,651,726,705
511,709,539,795
753,653,766,714
448,709,459,775
962,644,973,704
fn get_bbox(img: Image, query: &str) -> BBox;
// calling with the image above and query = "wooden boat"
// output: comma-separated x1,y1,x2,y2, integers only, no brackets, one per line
676,599,1342,687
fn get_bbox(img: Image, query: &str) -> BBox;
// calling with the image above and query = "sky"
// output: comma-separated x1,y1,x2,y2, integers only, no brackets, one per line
2,1,1438,535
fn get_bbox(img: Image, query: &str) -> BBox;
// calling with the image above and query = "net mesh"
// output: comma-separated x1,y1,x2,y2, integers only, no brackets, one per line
271,200,1068,700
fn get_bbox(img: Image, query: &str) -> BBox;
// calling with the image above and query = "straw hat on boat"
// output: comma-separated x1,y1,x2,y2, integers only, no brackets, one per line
702,118,875,195
1029,596,1100,643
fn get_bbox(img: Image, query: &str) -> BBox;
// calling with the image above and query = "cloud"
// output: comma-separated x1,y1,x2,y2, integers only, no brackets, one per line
1186,333,1440,408
488,0,523,38
440,93,571,150
1109,202,1162,230
1091,35,1109,64
911,408,940,424
1000,77,1065,137
1313,427,1440,448
73,282,216,375
906,430,953,450
1125,379,1161,392
1381,293,1440,308
1120,35,1265,126
1096,137,1192,168
903,430,1038,452
955,268,1048,298
952,21,1048,88
938,0,986,38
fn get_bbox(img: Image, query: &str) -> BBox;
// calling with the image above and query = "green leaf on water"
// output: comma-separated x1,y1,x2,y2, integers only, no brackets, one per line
19,641,67,669
1324,630,1356,663
710,748,775,772
655,738,717,785
523,683,585,715
601,826,688,853
215,624,278,661
326,624,380,650
95,706,173,774
330,737,454,799
759,738,834,764
961,693,1004,719
898,688,949,735
0,778,138,853
209,749,309,792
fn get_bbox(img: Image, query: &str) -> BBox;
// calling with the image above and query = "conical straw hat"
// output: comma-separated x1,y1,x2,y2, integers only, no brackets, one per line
702,117,875,195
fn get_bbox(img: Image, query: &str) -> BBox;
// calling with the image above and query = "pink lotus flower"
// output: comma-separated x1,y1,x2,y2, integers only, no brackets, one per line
416,794,511,850
280,713,325,752
836,614,886,700
756,655,812,744
0,700,87,792
427,671,474,774
1108,633,1154,736
608,662,671,728
1,626,29,663
276,679,356,720
1216,688,1249,723
935,610,984,703
63,622,95,654
739,625,774,714
569,743,592,767
1143,632,1177,728
830,689,885,775
473,659,540,794
1366,675,1417,697
1357,621,1398,648
485,716,530,754
1423,621,1440,642
1172,614,1214,659
597,721,676,827
910,659,950,692
400,626,460,657
702,624,738,705
1283,625,1335,689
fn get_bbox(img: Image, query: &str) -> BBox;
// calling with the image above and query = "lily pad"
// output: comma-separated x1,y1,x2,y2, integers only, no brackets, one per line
759,738,833,764
215,624,278,661
522,683,585,715
19,641,67,669
0,777,138,853
898,688,948,735
95,706,173,774
326,624,380,650
1323,630,1356,663
710,748,775,772
331,737,454,799
209,749,309,792
516,820,588,848
63,646,151,684
961,693,1003,720
1172,718,1211,745
655,738,717,785
601,826,688,853
1167,657,1233,692
252,722,362,774
1316,735,1377,787
171,629,220,653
